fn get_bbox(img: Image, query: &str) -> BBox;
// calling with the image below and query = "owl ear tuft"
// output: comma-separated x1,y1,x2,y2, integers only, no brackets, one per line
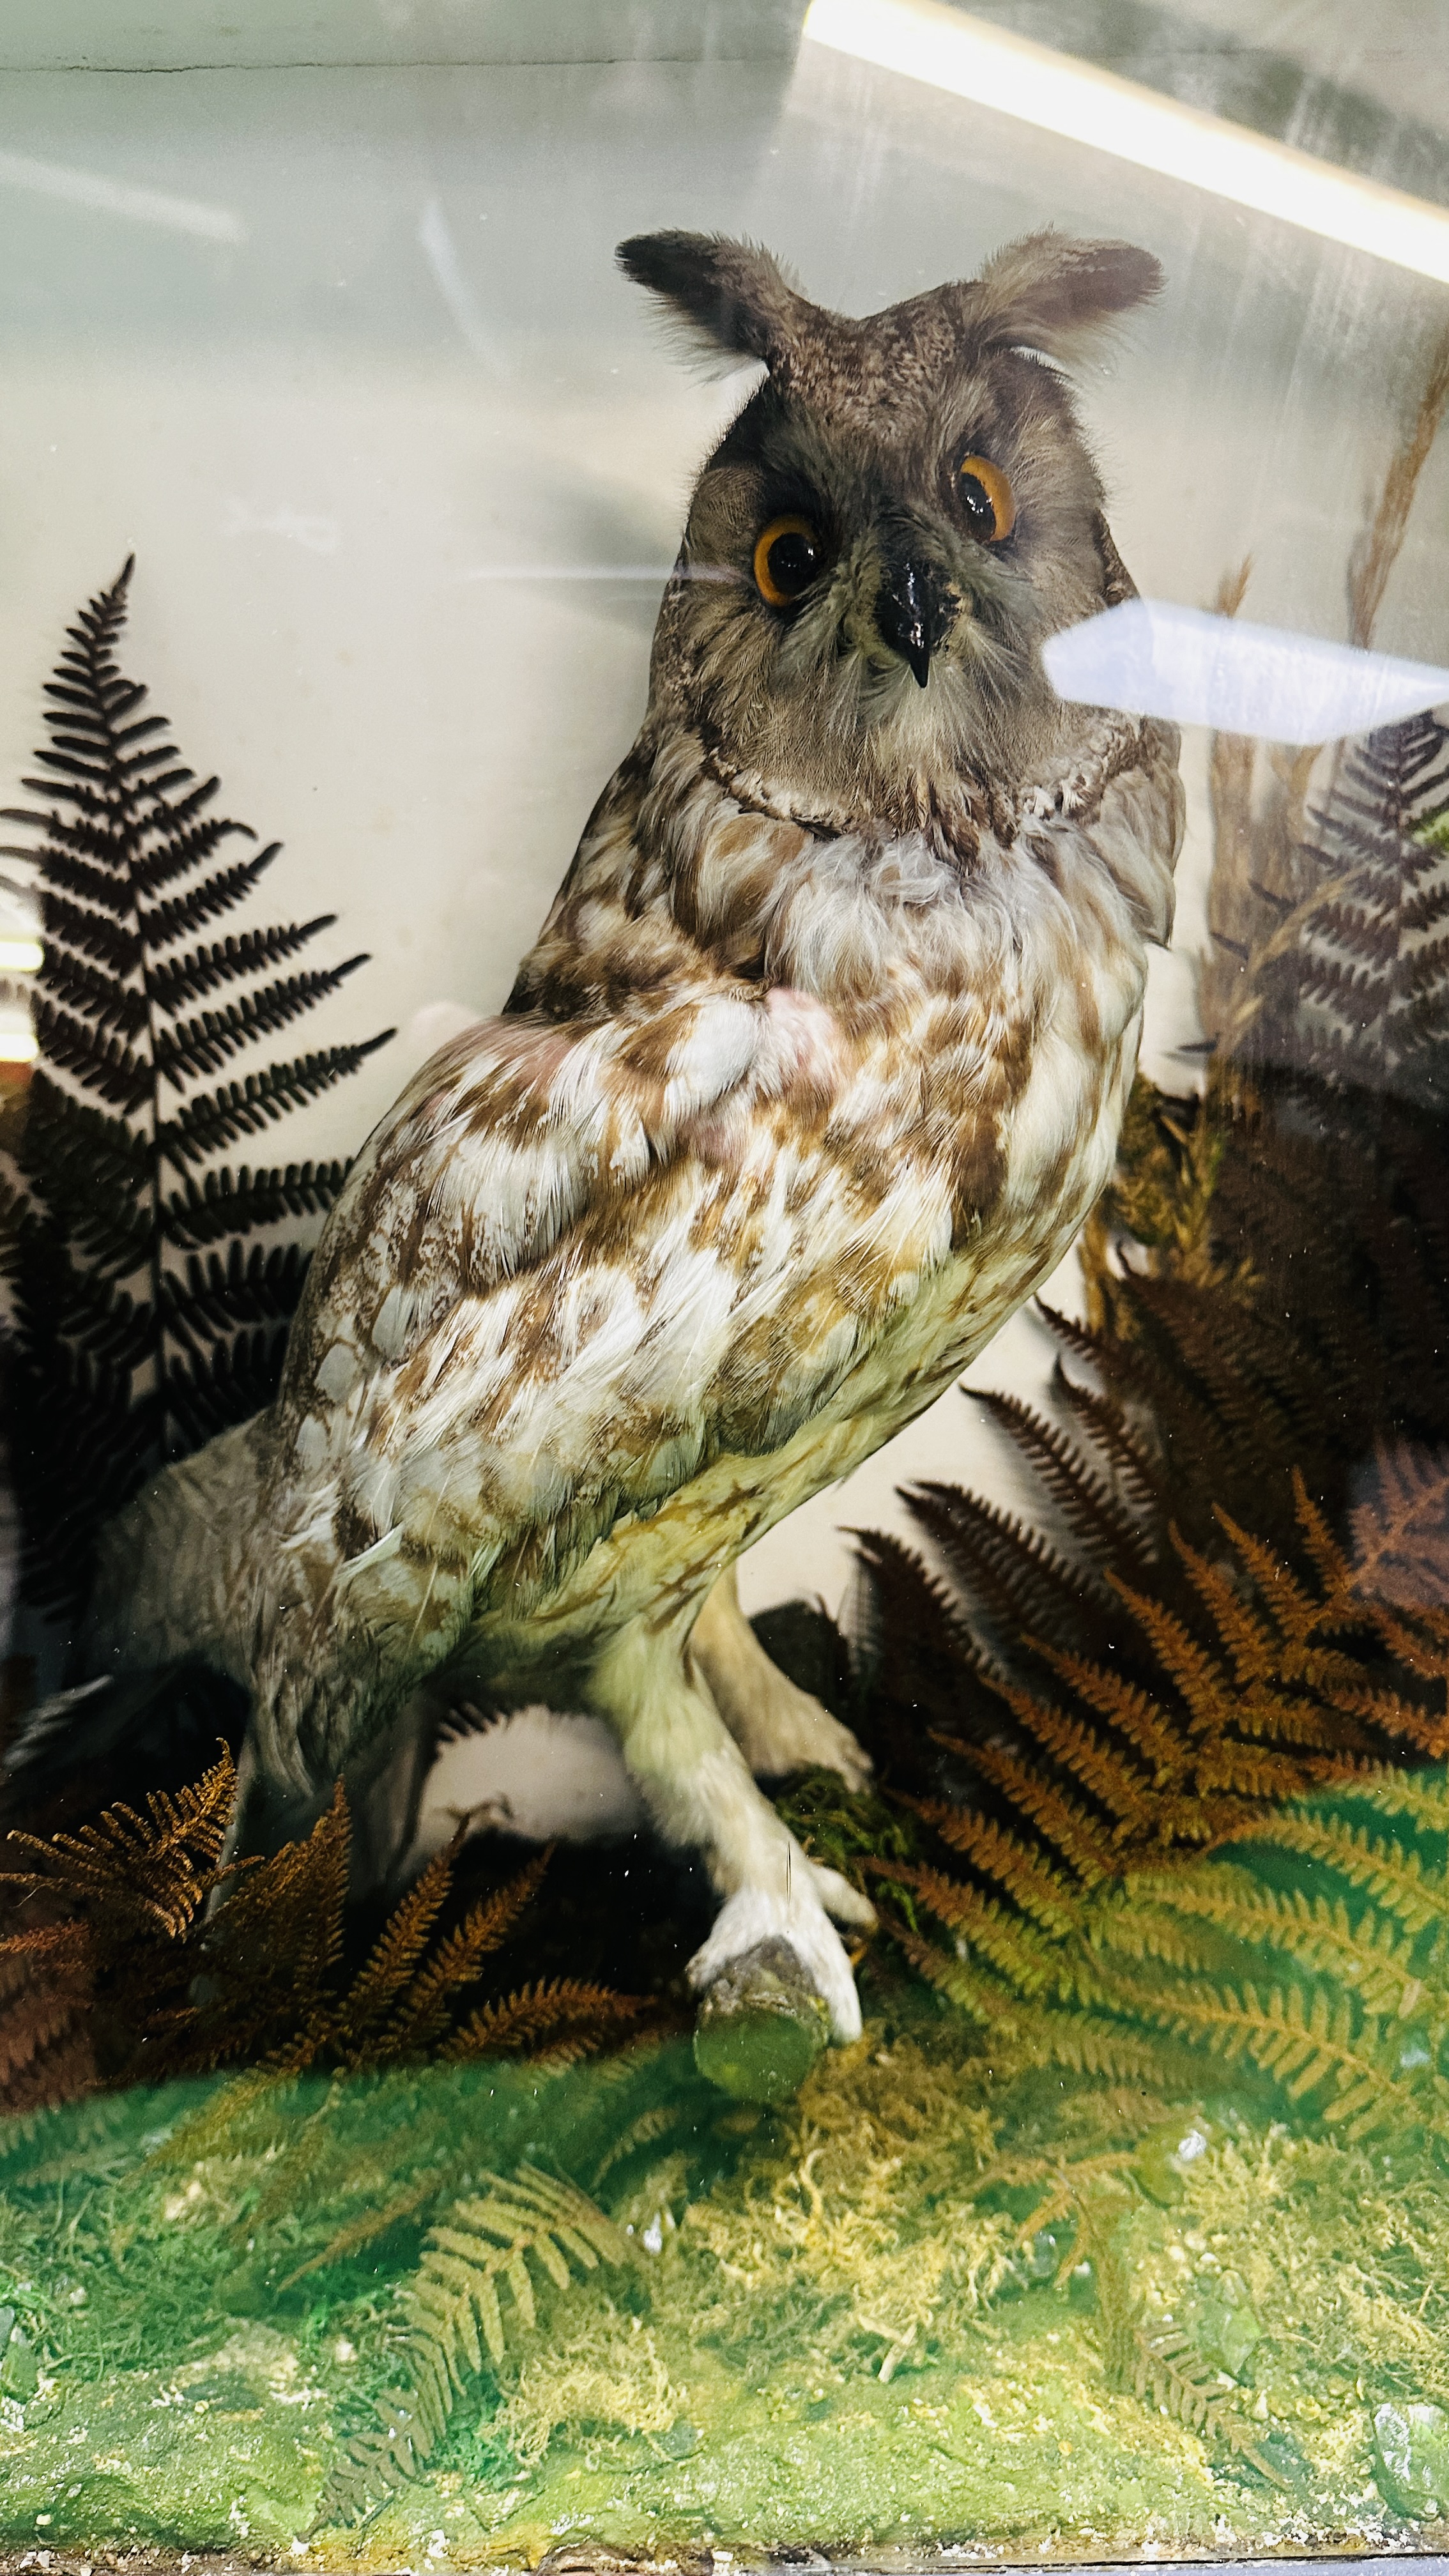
617,231,808,371
972,231,1162,358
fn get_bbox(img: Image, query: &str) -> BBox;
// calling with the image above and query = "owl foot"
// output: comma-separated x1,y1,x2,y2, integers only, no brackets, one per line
690,1564,873,1789
687,1862,874,2051
744,1690,874,1790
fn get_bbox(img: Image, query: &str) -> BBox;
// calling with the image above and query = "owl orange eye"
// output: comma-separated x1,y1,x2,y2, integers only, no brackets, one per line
753,515,822,608
957,454,1015,543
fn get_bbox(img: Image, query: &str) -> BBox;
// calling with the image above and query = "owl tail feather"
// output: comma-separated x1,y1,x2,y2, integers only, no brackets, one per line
6,1418,267,1786
84,1414,268,1684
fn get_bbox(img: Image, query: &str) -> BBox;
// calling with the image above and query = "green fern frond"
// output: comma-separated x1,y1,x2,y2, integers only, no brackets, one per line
880,1919,1018,2025
1250,1810,1449,1932
319,2162,632,2524
591,2102,682,2190
1119,2317,1284,2481
1353,1766,1449,1837
880,1860,1089,2000
1022,2014,1204,2092
317,2385,437,2529
277,2173,440,2292
1089,1896,1217,1976
1140,1867,1433,2017
1139,1974,1406,2138
411,2165,629,2367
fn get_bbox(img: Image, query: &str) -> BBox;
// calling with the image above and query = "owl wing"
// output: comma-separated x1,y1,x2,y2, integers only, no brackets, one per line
262,980,953,1678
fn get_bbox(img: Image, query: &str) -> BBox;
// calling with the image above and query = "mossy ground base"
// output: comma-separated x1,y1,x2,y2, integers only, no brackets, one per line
3,1986,1448,2567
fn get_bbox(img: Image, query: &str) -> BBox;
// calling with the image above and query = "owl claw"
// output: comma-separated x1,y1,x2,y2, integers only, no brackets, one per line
809,1859,877,1930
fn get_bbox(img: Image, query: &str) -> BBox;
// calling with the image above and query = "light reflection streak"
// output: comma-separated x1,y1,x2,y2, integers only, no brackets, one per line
0,147,243,242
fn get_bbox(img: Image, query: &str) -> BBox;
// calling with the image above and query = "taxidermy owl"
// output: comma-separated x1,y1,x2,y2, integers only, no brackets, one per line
84,227,1184,2049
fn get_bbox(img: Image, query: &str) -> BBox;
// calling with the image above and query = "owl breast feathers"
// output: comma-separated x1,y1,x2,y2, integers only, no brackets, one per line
90,226,1184,2048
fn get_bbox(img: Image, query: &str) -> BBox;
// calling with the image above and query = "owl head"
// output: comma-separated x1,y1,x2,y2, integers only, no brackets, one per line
618,228,1160,816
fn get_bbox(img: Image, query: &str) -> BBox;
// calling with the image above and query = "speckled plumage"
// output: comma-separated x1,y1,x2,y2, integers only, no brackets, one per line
89,230,1183,2039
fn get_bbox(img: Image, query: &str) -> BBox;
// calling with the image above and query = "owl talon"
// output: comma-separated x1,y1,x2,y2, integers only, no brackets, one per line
808,1858,877,1931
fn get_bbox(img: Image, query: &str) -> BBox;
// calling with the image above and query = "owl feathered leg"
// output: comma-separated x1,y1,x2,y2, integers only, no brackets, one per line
586,1606,875,2044
690,1566,872,1790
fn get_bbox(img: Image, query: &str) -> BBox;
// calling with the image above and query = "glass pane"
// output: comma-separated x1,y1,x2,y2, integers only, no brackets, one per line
3,3,1449,2563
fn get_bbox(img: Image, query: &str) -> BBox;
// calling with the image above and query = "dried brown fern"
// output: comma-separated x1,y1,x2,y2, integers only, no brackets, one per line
0,1745,645,2120
443,1977,651,2067
0,1747,236,2108
1349,324,1449,649
1,1743,233,1938
1351,1437,1449,1613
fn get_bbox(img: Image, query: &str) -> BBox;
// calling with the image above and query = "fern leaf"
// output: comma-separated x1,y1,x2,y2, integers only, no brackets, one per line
30,997,150,1112
1252,1809,1449,1932
137,847,280,949
318,2386,438,2528
1023,2014,1208,2093
1354,1765,1449,1837
160,1242,311,1347
157,1036,393,1166
402,2166,627,2395
2,558,392,1604
162,1328,293,1448
1140,1868,1430,2018
148,916,339,1013
1142,1973,1406,2138
162,1157,349,1250
1029,1644,1186,1782
1123,2319,1285,2481
443,1978,649,2066
965,1386,1156,1577
987,1677,1160,1833
942,1735,1119,1884
384,1851,549,2057
334,1841,456,2060
878,1858,1078,1998
901,1798,1084,1938
868,1915,1017,2023
1,1744,233,1936
151,956,369,1087
277,2175,440,2292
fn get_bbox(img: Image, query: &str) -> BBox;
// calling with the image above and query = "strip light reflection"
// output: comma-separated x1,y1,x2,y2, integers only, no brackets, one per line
802,0,1449,286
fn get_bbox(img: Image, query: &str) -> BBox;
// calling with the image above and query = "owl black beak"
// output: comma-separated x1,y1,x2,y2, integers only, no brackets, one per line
875,558,954,689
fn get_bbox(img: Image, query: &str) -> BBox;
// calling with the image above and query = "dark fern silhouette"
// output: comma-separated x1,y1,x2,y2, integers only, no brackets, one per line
0,558,392,1614
1248,712,1449,1108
